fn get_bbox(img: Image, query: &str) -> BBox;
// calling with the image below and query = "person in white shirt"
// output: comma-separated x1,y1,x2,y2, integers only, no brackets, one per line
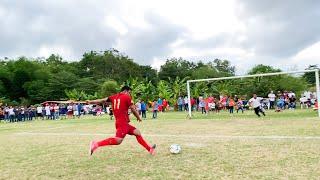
268,91,276,109
67,104,73,118
135,100,142,116
288,91,295,98
304,91,312,100
8,106,15,122
248,94,266,117
36,105,43,120
45,104,51,119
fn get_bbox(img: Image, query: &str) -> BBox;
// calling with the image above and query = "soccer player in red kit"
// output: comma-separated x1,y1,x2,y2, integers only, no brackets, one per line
89,86,156,155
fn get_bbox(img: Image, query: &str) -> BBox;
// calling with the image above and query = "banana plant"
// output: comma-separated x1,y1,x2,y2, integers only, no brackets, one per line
168,76,189,106
157,80,173,101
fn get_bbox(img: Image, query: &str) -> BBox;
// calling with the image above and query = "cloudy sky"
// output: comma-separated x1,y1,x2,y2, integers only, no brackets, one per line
0,0,319,74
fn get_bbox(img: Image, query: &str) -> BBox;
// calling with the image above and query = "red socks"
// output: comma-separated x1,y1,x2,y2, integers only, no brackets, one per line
136,135,151,151
97,137,119,147
96,136,151,152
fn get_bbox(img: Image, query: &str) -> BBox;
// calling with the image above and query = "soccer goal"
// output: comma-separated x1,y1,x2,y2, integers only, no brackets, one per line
186,69,320,118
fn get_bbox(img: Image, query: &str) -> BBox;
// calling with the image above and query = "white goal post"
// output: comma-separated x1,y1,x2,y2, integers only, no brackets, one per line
187,69,320,118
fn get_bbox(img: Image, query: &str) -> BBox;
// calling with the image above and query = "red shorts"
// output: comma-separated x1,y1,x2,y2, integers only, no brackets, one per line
115,123,136,138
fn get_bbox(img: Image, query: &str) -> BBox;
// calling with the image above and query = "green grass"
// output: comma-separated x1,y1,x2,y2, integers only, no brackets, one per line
1,109,320,179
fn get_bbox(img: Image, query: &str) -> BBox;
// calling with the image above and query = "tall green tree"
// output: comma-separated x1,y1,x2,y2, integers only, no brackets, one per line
159,58,195,80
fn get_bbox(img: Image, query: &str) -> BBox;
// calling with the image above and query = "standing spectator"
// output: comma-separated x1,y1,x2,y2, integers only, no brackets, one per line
157,98,163,112
4,106,9,122
288,95,296,109
8,106,15,123
268,91,276,109
135,100,142,116
236,98,244,113
221,95,227,110
36,105,43,120
199,97,206,114
77,103,82,118
288,91,295,98
54,104,59,120
229,98,235,114
141,100,147,119
207,96,214,112
17,107,22,122
0,107,4,121
314,99,318,110
45,104,51,119
59,104,67,119
215,99,222,113
204,97,210,114
73,103,79,118
249,94,266,117
191,97,196,111
50,104,55,120
67,104,73,118
277,96,285,110
152,100,158,119
162,98,168,112
14,106,19,122
20,106,26,121
28,106,35,121
177,97,184,111
184,96,189,111
234,95,239,103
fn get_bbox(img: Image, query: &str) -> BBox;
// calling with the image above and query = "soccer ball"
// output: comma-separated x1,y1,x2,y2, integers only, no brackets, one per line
170,144,181,154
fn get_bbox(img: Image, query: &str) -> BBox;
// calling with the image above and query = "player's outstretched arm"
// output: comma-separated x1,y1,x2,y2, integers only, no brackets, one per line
130,105,142,122
87,98,109,104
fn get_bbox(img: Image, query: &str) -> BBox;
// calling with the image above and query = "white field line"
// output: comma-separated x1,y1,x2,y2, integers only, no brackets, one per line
15,132,320,140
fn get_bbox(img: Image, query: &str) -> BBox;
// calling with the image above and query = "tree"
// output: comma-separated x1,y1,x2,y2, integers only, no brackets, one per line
169,76,188,106
210,59,235,76
11,69,31,99
139,65,158,83
46,71,78,100
23,80,51,103
74,78,100,94
303,65,319,84
79,50,143,83
191,65,219,79
157,80,173,101
100,80,119,97
159,58,195,80
248,64,281,75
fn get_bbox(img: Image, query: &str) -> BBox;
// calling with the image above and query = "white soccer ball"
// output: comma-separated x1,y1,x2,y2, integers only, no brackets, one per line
170,144,181,154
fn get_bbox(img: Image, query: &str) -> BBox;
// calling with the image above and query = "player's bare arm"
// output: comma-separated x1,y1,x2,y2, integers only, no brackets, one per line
87,98,109,104
130,104,142,122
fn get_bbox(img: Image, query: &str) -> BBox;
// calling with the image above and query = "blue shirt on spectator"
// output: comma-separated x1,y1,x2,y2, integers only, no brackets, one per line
141,102,147,111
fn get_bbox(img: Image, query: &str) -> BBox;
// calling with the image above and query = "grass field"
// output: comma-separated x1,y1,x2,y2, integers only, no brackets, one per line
1,109,320,179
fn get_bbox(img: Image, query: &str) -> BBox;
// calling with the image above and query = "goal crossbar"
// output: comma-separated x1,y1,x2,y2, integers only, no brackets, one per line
187,69,320,118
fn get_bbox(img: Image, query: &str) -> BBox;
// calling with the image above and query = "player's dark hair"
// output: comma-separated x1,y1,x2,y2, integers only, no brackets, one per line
121,85,132,92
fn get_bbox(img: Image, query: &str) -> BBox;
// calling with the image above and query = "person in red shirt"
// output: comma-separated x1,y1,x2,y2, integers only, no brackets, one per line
190,98,196,111
89,86,156,155
162,98,168,112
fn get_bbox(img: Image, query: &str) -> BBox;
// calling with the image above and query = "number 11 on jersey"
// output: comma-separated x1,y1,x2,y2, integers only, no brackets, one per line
113,99,120,110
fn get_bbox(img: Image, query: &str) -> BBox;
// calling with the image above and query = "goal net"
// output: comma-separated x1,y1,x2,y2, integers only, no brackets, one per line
186,70,320,118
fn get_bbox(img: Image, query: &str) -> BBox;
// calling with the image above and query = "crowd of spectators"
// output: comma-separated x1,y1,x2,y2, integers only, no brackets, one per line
1,90,318,122
0,103,105,123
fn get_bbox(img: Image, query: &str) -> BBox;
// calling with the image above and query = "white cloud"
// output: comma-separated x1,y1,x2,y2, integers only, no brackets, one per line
104,16,128,35
0,0,319,74
38,44,74,59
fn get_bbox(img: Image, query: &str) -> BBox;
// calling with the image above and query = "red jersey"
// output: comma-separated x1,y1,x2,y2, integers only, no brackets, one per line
108,93,133,125
208,96,214,103
191,98,196,105
162,100,168,107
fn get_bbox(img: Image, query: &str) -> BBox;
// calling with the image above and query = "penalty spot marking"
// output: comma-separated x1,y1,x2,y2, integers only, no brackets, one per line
15,132,320,140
